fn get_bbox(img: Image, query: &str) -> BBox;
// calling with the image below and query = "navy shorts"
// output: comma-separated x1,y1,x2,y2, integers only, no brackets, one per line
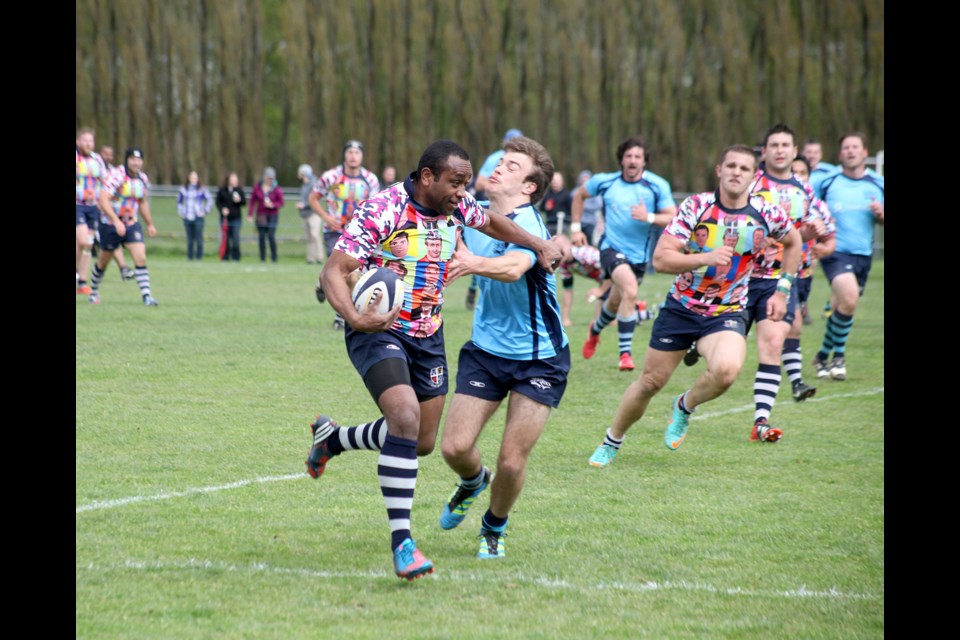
455,341,570,408
820,252,872,295
796,276,812,306
345,324,448,398
649,298,746,352
99,221,144,251
744,278,797,330
76,205,99,229
599,248,646,282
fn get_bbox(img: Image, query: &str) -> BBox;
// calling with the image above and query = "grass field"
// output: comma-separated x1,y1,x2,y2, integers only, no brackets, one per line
77,199,883,638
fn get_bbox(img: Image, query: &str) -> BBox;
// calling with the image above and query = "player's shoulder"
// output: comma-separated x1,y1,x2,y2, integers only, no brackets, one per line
642,169,672,188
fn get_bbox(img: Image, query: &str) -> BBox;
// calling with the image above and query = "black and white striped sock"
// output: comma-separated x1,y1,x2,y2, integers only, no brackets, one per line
134,265,151,297
379,434,418,551
328,417,387,455
753,363,781,422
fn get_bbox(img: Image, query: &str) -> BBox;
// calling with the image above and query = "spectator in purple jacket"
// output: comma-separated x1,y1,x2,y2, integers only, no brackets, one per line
177,170,212,260
248,166,285,262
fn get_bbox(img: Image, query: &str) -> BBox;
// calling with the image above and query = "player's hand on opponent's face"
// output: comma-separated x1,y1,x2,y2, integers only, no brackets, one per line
351,290,401,333
703,245,734,267
570,230,588,247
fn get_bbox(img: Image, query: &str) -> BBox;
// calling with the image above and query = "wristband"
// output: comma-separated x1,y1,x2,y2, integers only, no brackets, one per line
570,222,582,234
776,274,794,296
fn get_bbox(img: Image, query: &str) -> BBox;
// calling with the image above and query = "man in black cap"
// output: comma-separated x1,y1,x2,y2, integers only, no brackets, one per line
309,140,381,329
91,148,159,306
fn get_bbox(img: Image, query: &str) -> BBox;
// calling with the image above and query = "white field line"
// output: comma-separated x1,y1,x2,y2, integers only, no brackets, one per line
692,386,883,421
75,473,302,514
76,558,882,601
76,388,883,515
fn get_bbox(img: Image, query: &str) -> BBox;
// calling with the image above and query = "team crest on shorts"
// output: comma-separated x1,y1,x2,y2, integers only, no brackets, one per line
723,319,739,328
430,366,445,387
530,378,552,390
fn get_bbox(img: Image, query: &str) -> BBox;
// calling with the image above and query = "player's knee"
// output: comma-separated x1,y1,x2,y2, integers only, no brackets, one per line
710,361,742,388
638,371,668,395
494,452,526,479
416,440,436,457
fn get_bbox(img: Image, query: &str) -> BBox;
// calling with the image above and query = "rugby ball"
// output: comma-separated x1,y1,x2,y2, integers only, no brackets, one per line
352,267,405,314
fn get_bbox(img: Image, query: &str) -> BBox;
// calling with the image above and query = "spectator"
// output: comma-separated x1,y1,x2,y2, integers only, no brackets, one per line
297,164,322,264
216,172,246,261
249,167,284,263
177,170,212,261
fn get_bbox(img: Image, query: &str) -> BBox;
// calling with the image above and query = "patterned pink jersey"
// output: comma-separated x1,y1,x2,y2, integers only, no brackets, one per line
663,191,793,317
749,170,835,279
335,180,487,337
101,166,150,225
313,166,381,232
560,244,603,282
76,149,107,206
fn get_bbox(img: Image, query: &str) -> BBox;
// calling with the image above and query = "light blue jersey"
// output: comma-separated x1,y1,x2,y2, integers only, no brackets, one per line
463,203,568,361
809,163,840,194
587,170,676,264
816,172,884,256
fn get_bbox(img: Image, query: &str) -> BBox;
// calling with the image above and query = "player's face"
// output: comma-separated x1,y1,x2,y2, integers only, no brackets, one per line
77,132,95,155
344,148,363,170
763,133,797,175
802,143,823,167
790,159,809,182
716,151,756,199
127,156,144,175
390,235,409,256
100,146,114,164
423,156,473,215
620,145,646,181
487,151,535,199
839,136,868,171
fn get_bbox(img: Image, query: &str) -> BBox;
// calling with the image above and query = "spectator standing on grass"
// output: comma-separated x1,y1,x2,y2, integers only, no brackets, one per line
249,167,284,263
178,170,212,261
296,164,322,264
216,172,245,261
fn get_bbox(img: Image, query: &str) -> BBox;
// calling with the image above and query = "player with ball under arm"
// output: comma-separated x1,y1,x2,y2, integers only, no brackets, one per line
306,140,563,581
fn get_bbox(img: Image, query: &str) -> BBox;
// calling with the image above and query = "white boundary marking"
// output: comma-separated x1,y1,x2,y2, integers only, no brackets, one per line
692,386,883,421
75,473,302,514
76,387,883,515
76,558,882,601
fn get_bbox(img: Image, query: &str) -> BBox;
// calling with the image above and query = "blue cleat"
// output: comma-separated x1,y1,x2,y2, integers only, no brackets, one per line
664,394,690,450
588,444,618,468
440,467,491,530
393,538,434,580
305,415,338,479
477,528,507,559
